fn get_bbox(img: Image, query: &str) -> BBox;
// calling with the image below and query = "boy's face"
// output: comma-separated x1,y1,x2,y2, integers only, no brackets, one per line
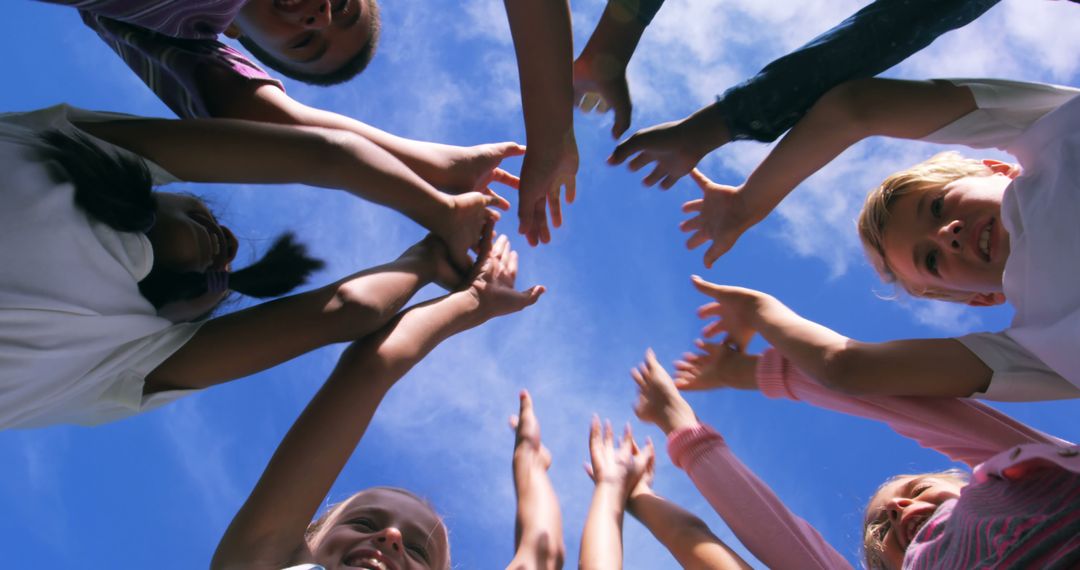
881,168,1014,304
234,0,374,75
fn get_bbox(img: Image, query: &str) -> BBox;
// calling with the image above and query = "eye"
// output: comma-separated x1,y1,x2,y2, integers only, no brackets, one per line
930,195,944,218
874,519,892,542
348,517,377,532
332,0,350,15
405,542,430,563
925,250,939,276
912,484,931,497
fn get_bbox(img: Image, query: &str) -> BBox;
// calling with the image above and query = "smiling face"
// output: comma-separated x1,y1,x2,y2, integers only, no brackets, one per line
232,0,377,78
147,193,238,274
864,474,966,569
309,488,450,570
879,169,1014,305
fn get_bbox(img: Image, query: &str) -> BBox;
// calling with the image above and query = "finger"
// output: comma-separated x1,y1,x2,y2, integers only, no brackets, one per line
697,301,723,318
565,176,576,204
548,186,563,229
689,168,714,189
680,216,703,232
682,199,703,213
491,168,521,190
508,415,519,430
519,285,546,307
517,199,534,242
659,174,680,190
627,152,653,172
604,419,614,447
705,240,730,268
642,165,667,187
579,92,601,113
691,274,731,297
611,94,632,139
595,98,611,114
507,249,519,280
609,132,645,165
538,210,551,244
584,463,595,480
685,230,709,250
484,187,511,211
493,233,510,262
589,415,601,452
702,320,728,338
518,388,533,419
496,142,527,159
630,367,646,389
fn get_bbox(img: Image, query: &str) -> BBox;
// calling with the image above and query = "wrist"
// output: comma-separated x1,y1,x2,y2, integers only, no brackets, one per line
659,409,698,436
683,104,732,155
578,5,643,69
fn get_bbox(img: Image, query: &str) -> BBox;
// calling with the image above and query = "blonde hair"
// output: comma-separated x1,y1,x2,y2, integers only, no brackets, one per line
857,152,993,300
861,469,969,569
306,486,450,569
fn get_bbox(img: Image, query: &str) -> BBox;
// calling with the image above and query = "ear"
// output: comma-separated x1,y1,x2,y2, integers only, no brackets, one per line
966,292,1006,307
982,159,1020,179
223,24,242,39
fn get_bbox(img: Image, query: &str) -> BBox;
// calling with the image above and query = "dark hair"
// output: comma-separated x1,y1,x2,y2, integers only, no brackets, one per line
39,129,325,312
237,0,381,86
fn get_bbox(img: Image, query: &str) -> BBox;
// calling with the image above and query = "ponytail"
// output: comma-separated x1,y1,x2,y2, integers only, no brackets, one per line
40,129,325,312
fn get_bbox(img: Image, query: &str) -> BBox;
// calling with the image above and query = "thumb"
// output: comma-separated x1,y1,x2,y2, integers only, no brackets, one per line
689,168,713,190
691,275,730,297
497,142,527,158
611,86,633,139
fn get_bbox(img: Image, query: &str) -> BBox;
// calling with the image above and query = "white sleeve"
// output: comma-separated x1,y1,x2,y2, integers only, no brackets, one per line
920,79,1080,151
957,331,1080,401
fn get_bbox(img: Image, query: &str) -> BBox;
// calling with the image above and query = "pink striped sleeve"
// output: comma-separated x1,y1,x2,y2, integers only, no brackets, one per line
668,424,854,570
757,349,1071,467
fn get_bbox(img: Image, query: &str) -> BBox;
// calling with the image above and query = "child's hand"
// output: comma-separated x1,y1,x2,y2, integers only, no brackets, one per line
401,234,464,291
608,116,713,189
631,349,698,435
510,389,552,471
422,141,525,201
585,418,653,498
674,339,760,392
692,276,777,352
517,135,579,246
443,192,504,272
628,442,656,502
573,56,631,139
680,170,757,268
466,234,545,320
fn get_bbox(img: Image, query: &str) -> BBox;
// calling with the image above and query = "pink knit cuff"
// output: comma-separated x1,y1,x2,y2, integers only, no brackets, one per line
667,423,726,470
757,348,798,401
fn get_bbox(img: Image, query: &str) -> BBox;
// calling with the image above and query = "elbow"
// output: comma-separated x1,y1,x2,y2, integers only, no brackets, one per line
323,282,401,344
819,346,870,395
812,78,879,136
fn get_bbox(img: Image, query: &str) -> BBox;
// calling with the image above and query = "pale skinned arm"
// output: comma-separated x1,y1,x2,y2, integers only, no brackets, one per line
680,79,976,266
146,236,455,392
212,236,545,570
211,84,527,196
506,391,565,570
690,277,993,398
503,0,579,246
579,420,651,570
75,118,501,270
632,349,851,570
624,436,751,570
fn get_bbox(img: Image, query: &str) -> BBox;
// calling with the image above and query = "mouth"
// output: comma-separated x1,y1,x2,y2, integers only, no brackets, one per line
343,549,398,570
273,0,308,13
975,218,995,262
901,506,938,547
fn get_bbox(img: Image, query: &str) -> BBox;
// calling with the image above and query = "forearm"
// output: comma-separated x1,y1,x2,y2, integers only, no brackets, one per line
509,455,565,570
745,298,850,384
503,0,574,147
214,293,480,568
577,2,648,70
76,118,454,233
579,485,626,570
738,78,976,222
628,493,750,570
147,251,433,391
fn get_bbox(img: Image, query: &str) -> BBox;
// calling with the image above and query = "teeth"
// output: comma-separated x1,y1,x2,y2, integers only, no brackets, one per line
979,225,991,257
344,557,388,570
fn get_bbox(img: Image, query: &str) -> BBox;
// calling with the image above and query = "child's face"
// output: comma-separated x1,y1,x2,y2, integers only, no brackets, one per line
148,193,239,274
312,488,449,570
880,171,1014,303
234,0,375,76
866,474,965,569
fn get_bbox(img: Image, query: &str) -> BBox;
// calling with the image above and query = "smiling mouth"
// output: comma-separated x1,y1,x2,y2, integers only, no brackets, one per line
343,549,397,570
977,218,994,261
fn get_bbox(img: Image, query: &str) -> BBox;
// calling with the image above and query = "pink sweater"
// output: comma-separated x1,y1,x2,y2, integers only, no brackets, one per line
667,349,1080,569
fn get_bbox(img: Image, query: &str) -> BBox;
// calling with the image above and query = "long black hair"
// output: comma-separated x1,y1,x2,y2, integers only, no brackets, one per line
39,129,325,312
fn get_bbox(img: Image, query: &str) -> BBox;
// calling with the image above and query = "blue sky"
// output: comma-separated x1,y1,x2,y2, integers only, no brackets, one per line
3,1,1079,568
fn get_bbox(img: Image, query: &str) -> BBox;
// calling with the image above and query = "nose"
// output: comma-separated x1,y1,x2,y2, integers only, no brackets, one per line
887,497,912,522
301,0,332,29
935,219,963,251
376,526,404,554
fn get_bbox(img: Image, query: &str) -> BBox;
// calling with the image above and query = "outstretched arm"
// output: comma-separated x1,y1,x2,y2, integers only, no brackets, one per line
579,420,651,570
623,437,751,570
690,277,993,398
507,391,565,570
212,236,544,570
75,118,500,270
679,79,975,266
631,350,851,570
503,0,579,246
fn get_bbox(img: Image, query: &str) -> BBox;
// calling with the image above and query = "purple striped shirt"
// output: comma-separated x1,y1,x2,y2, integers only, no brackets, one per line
41,0,239,39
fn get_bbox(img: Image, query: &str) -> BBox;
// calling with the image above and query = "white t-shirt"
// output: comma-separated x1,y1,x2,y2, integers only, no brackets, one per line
0,105,201,429
921,80,1080,400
